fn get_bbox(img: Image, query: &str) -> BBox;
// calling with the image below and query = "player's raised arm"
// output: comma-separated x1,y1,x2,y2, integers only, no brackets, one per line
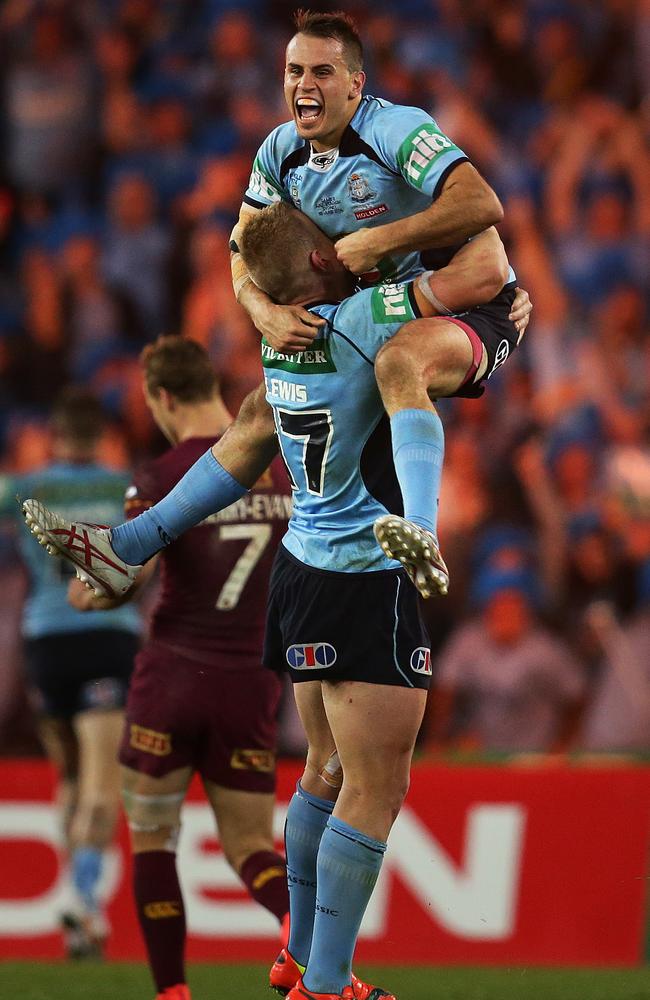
412,227,510,317
231,203,326,353
335,162,503,276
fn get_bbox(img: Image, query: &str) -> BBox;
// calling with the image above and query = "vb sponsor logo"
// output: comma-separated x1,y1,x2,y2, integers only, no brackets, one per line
410,647,432,675
286,642,337,670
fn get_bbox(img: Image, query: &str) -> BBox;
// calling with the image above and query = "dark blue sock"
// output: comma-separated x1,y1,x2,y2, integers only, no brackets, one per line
390,408,444,536
304,816,386,994
111,449,247,565
285,782,334,969
71,846,103,913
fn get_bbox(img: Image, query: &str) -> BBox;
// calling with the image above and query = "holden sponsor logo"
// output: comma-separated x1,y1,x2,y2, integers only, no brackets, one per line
347,172,376,202
286,642,337,669
488,339,510,378
354,203,388,220
410,647,432,675
308,147,339,172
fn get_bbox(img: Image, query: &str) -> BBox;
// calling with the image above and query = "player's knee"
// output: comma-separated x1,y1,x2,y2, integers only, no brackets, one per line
375,337,421,390
121,786,184,840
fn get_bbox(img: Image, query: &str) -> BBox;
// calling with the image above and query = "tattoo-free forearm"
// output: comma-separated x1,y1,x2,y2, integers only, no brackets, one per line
373,163,503,256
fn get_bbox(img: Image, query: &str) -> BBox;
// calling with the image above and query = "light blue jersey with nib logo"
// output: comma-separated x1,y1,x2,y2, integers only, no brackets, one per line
264,280,424,572
245,94,514,284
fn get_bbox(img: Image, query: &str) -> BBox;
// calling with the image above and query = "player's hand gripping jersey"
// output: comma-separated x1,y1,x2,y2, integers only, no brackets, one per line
265,281,430,573
245,95,515,285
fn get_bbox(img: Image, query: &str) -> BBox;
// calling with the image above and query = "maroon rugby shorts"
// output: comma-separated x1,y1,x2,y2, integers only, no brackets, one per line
119,642,282,793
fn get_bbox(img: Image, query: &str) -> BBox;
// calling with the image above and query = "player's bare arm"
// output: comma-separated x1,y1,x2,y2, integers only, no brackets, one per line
232,204,326,352
334,162,503,275
210,381,278,487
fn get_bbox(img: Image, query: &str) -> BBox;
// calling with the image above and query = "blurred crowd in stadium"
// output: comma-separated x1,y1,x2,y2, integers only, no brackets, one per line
0,0,648,756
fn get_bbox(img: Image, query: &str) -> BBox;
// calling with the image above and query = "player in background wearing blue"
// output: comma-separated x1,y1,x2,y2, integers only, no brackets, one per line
230,10,530,594
23,201,520,999
0,389,140,958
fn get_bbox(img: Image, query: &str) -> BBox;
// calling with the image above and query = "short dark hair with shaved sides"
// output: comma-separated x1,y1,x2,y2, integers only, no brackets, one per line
239,202,323,302
141,335,219,403
293,9,363,71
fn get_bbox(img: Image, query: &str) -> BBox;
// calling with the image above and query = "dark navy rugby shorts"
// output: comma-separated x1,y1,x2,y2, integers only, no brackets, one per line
24,629,137,719
450,283,521,399
263,545,432,690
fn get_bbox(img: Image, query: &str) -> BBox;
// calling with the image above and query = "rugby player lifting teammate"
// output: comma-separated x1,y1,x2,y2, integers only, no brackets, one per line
230,9,531,593
68,338,291,1000
24,202,522,1000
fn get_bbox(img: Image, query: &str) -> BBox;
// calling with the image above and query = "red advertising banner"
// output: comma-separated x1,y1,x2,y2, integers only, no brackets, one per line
1,759,648,965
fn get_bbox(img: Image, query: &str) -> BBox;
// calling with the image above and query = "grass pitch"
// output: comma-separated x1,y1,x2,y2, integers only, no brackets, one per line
1,962,649,1000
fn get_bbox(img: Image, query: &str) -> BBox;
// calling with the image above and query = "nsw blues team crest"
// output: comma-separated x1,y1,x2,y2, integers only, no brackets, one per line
347,172,376,203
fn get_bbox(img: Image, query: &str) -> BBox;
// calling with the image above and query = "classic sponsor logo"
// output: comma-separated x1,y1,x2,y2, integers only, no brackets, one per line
261,336,336,374
309,148,339,172
248,161,282,202
230,748,276,773
130,723,172,757
488,339,510,378
286,643,337,669
354,203,388,220
410,647,432,675
370,282,412,324
315,194,343,216
398,124,457,187
143,901,182,919
347,172,376,202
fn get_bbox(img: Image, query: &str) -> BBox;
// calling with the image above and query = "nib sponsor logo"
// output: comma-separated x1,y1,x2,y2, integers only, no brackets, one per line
286,642,337,670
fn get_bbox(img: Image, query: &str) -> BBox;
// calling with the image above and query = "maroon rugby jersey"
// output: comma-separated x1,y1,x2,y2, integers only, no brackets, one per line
125,437,291,665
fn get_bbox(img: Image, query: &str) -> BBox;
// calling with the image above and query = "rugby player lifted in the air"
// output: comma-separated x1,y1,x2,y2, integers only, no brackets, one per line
230,10,531,595
23,200,522,1000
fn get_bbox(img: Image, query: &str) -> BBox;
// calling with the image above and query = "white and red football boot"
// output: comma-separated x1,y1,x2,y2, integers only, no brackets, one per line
22,498,140,599
373,514,449,598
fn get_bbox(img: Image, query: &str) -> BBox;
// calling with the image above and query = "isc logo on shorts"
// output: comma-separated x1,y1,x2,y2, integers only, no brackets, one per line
287,643,337,670
410,647,432,675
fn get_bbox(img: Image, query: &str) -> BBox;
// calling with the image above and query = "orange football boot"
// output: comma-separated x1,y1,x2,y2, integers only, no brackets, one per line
285,974,396,1000
155,985,191,1000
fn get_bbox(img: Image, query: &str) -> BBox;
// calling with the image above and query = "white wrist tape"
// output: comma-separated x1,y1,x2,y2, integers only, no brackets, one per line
417,271,453,315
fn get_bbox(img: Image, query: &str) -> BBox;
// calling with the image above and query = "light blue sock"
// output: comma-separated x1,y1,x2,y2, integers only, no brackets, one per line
71,846,104,913
285,781,334,969
390,407,444,536
304,816,386,994
111,449,247,565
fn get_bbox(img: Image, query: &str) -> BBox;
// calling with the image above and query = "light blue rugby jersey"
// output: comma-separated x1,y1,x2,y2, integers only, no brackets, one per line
245,94,515,285
0,463,141,639
264,280,425,572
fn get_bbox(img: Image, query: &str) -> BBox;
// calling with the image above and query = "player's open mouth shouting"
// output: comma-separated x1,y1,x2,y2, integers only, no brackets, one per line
295,96,323,127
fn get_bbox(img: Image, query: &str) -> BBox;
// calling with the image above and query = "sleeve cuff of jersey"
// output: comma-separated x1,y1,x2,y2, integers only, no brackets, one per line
431,156,470,200
407,282,422,318
242,194,268,210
